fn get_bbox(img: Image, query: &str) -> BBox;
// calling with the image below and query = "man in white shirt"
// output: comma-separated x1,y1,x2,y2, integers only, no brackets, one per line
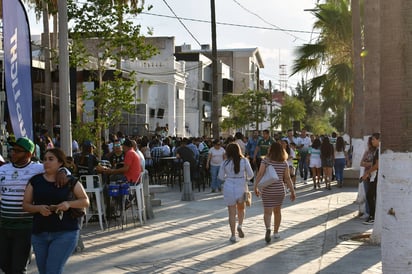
282,129,297,145
295,129,312,184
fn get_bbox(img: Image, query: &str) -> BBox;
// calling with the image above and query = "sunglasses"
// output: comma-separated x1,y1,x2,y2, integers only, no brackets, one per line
10,148,27,153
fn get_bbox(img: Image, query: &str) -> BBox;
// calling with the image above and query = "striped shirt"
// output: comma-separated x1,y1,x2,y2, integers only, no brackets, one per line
261,159,287,208
0,162,44,229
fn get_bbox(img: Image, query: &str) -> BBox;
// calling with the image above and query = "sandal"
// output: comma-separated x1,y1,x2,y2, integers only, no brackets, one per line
265,229,271,243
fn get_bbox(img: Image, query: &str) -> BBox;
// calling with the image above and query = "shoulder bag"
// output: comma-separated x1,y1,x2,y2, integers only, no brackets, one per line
67,177,86,219
258,164,279,191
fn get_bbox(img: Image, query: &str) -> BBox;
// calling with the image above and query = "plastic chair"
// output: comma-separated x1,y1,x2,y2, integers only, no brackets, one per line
80,175,107,230
129,171,147,226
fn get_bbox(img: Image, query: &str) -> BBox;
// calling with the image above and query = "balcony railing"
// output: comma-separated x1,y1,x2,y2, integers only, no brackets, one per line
122,59,185,74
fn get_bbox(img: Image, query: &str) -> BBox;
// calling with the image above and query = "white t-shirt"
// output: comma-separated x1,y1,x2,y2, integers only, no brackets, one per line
296,136,311,152
209,147,225,166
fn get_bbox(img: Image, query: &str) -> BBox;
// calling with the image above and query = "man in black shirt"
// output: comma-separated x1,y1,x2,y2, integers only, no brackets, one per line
176,138,198,183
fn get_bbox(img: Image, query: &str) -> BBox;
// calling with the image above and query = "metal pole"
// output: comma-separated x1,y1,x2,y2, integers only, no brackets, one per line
181,162,194,201
210,0,219,139
269,80,273,135
58,0,72,155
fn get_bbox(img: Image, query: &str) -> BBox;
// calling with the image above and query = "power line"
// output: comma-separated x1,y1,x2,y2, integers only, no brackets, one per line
231,0,302,42
161,0,203,47
140,12,317,36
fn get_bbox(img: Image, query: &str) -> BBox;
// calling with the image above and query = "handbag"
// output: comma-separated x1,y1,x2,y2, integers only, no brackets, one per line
67,177,86,219
258,164,279,191
355,179,366,204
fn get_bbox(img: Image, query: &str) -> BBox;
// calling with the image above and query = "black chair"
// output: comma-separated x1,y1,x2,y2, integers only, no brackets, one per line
197,155,210,191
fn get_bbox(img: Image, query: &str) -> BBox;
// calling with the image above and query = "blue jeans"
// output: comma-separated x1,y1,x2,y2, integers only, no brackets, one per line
210,165,222,191
298,152,309,180
32,230,79,274
334,158,346,183
0,227,32,274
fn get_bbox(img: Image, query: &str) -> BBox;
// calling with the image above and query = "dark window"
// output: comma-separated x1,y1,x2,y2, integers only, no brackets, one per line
223,79,233,94
149,108,155,118
157,108,164,119
202,82,211,102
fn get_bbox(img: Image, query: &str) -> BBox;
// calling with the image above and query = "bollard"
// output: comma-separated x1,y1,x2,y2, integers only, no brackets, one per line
143,169,154,219
181,161,195,201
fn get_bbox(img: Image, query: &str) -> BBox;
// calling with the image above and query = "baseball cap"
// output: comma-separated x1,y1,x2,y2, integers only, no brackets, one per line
83,140,96,148
10,137,35,153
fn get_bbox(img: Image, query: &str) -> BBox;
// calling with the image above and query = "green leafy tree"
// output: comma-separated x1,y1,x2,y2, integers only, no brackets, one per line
293,78,316,122
68,0,158,155
221,89,270,131
305,101,337,135
272,96,305,131
292,0,352,128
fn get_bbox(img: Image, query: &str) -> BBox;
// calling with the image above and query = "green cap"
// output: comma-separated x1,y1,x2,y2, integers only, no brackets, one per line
10,137,35,153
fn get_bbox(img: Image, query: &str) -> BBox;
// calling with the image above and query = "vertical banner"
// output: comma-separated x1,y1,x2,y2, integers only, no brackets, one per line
2,0,33,140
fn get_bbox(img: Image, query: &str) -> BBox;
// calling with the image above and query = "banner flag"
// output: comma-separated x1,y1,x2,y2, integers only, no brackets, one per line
3,0,34,140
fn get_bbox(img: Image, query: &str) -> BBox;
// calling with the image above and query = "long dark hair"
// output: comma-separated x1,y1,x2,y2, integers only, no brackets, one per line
312,138,321,149
281,140,291,155
320,137,334,159
335,136,345,152
225,143,242,174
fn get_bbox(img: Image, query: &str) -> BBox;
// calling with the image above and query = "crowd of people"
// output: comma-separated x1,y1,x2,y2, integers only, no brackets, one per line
0,127,381,272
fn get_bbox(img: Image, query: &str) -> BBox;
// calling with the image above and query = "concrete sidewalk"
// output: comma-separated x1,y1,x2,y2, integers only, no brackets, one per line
27,181,382,274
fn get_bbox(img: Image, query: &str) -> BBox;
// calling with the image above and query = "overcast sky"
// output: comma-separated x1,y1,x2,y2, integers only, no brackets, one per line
27,0,319,93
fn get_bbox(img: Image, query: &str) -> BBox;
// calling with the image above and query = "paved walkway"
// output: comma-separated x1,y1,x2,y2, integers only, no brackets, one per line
27,180,382,274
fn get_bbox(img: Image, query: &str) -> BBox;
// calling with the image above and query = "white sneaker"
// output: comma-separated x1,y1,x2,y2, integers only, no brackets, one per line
230,235,237,243
363,218,374,225
273,233,280,239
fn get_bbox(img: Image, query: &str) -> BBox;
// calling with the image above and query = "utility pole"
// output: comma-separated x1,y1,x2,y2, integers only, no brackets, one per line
210,0,219,139
269,80,273,135
58,0,72,155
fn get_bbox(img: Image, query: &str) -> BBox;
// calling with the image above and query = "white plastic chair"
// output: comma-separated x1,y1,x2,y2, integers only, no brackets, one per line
80,175,107,230
129,171,147,226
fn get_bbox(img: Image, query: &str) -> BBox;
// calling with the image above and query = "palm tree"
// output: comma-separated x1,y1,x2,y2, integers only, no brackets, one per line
292,0,353,133
362,0,380,135
378,0,412,272
350,0,363,138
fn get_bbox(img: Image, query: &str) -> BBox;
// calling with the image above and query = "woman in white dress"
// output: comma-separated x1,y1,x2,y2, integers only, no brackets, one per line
218,143,254,243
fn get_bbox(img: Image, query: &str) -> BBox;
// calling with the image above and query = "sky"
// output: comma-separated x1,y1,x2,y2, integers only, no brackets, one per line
26,0,319,93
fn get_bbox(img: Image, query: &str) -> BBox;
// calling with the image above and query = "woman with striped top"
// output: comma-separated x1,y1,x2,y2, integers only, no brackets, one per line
254,142,296,243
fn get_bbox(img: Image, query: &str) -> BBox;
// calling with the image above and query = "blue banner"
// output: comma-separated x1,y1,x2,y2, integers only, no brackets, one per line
3,0,33,140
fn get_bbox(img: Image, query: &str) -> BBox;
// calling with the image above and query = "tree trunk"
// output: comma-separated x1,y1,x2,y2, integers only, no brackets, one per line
379,0,412,272
350,0,364,138
363,0,381,135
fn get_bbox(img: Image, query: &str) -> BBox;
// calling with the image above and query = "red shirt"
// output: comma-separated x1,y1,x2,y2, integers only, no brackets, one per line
124,149,141,183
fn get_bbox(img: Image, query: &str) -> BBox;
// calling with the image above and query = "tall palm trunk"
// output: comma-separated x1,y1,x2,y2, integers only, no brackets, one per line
363,0,380,134
379,0,412,272
350,0,363,138
362,0,382,243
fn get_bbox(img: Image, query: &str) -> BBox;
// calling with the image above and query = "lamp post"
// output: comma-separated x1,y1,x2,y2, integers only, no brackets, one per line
58,0,72,155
